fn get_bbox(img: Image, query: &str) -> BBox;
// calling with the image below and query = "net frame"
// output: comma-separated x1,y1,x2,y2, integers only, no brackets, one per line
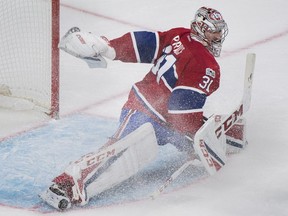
0,0,60,118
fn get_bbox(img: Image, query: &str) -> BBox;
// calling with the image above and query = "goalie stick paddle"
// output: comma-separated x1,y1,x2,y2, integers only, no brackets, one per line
193,53,256,175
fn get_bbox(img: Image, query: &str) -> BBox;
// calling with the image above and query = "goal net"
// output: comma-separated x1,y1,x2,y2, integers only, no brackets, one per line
0,0,59,118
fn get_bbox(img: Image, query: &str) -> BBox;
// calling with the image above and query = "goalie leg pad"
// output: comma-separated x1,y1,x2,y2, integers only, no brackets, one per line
84,122,158,199
225,118,248,154
193,115,227,175
41,123,158,210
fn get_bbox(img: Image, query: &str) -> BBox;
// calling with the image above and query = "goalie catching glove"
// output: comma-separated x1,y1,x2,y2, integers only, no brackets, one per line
58,27,116,68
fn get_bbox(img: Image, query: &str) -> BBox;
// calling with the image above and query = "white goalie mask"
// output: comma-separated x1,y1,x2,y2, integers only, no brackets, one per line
191,7,228,57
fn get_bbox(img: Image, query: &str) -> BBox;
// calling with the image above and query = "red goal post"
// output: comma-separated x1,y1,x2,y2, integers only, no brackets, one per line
0,0,60,119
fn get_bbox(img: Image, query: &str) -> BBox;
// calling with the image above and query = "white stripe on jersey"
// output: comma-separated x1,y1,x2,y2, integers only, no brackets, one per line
168,108,203,114
133,85,167,122
152,33,160,64
130,32,141,63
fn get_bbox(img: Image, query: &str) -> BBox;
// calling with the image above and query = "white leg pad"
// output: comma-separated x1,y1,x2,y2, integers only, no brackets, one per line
64,123,158,203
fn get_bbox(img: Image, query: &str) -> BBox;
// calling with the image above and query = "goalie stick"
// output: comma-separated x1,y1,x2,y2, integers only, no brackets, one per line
151,53,256,198
150,159,199,199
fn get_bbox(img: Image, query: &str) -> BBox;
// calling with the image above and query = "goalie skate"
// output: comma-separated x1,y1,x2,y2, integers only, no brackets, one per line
39,184,71,211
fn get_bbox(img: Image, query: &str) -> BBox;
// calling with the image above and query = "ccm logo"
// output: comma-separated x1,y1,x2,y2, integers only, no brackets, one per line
199,140,214,167
215,104,243,138
76,34,86,44
75,149,116,167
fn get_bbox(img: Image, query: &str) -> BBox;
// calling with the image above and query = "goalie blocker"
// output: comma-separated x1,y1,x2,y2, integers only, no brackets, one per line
193,53,255,175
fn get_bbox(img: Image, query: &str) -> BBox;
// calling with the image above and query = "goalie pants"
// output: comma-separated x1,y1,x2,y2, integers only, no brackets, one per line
113,108,193,152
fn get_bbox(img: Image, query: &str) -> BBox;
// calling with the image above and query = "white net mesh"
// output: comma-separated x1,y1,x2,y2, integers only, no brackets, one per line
0,0,59,115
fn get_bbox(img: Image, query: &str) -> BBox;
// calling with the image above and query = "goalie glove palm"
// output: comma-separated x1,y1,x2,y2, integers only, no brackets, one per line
59,30,116,60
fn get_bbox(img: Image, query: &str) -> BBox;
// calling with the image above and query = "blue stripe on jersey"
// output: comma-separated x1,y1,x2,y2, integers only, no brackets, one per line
168,88,207,112
133,31,157,63
162,65,177,90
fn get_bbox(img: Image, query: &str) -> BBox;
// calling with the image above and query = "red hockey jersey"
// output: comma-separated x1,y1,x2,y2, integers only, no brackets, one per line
110,28,220,135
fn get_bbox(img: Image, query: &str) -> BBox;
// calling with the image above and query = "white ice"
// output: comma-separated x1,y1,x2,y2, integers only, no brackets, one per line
1,0,288,215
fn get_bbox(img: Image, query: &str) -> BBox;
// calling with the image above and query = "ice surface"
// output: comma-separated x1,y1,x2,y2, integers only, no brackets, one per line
1,0,288,215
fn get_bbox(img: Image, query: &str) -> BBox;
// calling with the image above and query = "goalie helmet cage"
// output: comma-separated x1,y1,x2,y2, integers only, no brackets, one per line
0,0,60,119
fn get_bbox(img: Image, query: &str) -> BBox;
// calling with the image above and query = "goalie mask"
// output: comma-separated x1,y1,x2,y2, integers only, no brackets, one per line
191,7,228,57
